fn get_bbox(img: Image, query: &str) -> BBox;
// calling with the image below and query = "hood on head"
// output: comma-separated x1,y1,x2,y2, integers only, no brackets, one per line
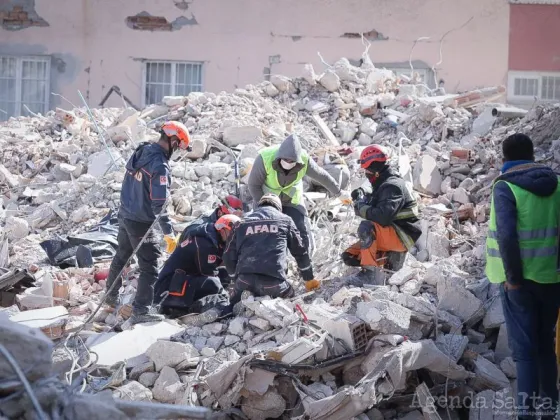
498,163,558,197
272,134,305,173
126,142,167,172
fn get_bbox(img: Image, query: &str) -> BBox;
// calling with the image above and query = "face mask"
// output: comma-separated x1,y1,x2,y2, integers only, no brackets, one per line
280,160,297,170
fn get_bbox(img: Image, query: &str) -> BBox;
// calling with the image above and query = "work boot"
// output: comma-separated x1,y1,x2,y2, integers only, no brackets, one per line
130,309,165,324
358,266,385,286
104,293,119,309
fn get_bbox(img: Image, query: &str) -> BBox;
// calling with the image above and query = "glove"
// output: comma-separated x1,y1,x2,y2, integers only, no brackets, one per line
305,279,321,291
354,200,371,219
163,235,177,253
339,190,353,205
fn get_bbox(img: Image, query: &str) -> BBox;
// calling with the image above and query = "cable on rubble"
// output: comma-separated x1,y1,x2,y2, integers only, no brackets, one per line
0,344,48,420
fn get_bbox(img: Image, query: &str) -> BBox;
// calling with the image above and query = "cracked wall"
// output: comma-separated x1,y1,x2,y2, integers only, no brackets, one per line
126,11,197,31
0,0,48,31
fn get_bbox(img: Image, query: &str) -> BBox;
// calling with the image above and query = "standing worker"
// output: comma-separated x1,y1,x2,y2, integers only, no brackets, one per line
154,214,241,317
248,134,342,254
486,134,560,420
104,121,191,324
342,145,421,280
223,194,319,315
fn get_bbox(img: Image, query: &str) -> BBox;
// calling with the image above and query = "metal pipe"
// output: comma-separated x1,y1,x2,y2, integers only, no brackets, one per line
491,106,528,118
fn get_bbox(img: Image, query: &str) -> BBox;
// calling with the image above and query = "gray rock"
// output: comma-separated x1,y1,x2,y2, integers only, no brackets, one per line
206,336,225,351
138,372,159,388
202,322,224,335
437,276,483,322
129,361,154,380
145,341,199,371
228,317,247,336
193,336,207,352
467,329,486,344
319,70,340,92
152,366,184,403
388,267,417,286
224,335,241,346
470,356,510,391
270,74,292,92
241,388,286,420
482,295,505,329
435,334,468,362
356,300,411,335
223,126,262,147
499,357,517,379
495,324,512,363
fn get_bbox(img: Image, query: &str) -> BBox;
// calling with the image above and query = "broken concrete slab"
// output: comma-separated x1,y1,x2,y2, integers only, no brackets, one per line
437,276,484,322
356,300,412,335
223,126,262,147
494,324,512,363
86,322,183,367
241,388,286,420
319,70,341,92
145,340,199,371
413,155,442,196
139,372,159,388
388,267,417,286
470,356,510,391
435,334,468,362
152,366,184,403
9,306,68,338
482,295,505,329
499,357,517,379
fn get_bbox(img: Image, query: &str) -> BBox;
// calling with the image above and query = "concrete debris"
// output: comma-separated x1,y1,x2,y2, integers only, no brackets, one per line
4,52,549,419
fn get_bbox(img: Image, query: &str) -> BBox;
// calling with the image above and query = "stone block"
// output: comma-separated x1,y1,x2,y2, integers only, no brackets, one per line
223,126,262,147
356,300,411,335
388,266,417,286
139,372,159,388
470,356,510,391
152,366,184,403
437,277,483,322
145,340,199,371
113,381,152,402
482,295,505,329
494,324,512,363
319,70,340,92
413,155,442,196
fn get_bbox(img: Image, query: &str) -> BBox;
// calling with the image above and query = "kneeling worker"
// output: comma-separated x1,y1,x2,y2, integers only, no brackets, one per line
154,214,241,317
342,145,421,278
223,194,320,314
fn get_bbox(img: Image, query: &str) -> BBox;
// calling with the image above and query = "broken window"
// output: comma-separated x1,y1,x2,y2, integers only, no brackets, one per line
0,55,50,121
144,61,203,106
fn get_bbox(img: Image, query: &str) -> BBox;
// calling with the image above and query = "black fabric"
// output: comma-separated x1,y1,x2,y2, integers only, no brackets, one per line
282,205,311,253
154,221,223,303
160,273,224,312
358,220,375,249
228,273,294,311
118,142,173,235
492,163,559,286
105,216,161,315
177,209,219,243
223,206,313,283
40,211,119,269
358,167,421,243
341,252,360,267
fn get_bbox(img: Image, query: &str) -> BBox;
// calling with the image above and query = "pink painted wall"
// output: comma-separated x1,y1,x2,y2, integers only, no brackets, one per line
0,0,510,111
509,4,560,72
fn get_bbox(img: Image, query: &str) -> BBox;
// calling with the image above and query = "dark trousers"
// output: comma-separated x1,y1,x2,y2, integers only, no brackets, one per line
500,281,560,419
106,217,160,315
160,274,223,309
282,206,312,253
229,273,294,308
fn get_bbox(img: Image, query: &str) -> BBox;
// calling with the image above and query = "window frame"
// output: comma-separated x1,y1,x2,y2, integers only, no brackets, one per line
508,70,560,102
0,55,51,121
141,60,204,107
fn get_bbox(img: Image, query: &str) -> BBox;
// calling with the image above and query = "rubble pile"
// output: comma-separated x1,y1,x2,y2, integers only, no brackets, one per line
2,54,560,419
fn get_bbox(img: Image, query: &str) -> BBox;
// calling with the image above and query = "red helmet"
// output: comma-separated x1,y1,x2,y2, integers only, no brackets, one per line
359,145,389,170
219,195,243,216
215,214,241,232
161,121,191,151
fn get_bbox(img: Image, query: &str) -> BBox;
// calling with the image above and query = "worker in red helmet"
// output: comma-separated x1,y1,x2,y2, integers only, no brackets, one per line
154,214,241,318
341,145,421,282
104,121,191,324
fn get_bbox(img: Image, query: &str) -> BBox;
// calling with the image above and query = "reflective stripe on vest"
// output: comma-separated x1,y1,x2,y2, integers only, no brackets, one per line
260,145,309,205
394,204,419,221
485,179,560,284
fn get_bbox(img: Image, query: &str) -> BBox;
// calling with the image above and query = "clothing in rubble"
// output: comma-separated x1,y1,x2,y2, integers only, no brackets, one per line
223,204,313,312
342,165,421,268
486,133,560,420
154,221,229,316
247,134,341,253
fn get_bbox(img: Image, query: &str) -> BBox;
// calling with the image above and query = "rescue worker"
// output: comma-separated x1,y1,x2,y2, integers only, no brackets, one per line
486,133,560,420
177,194,243,243
104,121,191,324
154,214,241,317
248,134,342,254
223,194,320,315
342,145,421,279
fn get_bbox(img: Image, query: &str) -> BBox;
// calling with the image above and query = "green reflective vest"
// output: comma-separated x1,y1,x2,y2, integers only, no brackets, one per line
260,145,309,205
486,179,560,284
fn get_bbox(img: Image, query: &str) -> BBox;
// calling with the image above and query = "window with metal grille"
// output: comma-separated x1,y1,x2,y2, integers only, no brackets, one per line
541,75,560,101
0,55,50,121
513,77,539,97
144,61,203,106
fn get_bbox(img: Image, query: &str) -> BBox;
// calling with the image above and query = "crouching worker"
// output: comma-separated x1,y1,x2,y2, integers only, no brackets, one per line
222,194,320,316
153,214,241,317
342,145,421,280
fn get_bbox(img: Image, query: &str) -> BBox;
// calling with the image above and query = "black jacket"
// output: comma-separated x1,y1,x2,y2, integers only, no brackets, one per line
492,162,558,285
224,205,314,282
119,142,173,235
357,167,421,242
178,209,220,243
154,222,223,301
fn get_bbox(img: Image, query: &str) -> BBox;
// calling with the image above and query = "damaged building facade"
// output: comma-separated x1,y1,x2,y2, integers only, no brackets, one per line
0,0,518,120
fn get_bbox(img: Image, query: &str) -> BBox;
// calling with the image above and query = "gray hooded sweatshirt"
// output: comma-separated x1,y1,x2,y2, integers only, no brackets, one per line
248,134,341,215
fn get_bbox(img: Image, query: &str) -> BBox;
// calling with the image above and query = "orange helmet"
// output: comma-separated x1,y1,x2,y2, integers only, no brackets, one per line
359,145,389,170
161,121,191,151
219,195,243,216
215,214,241,232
